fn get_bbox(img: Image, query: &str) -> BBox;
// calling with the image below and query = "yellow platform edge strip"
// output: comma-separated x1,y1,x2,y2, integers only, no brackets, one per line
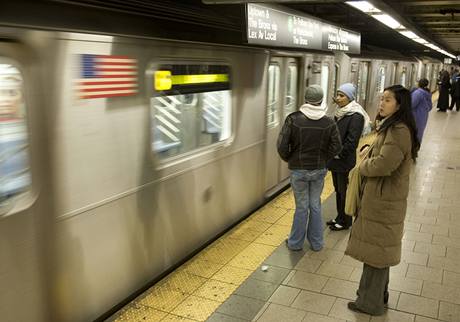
114,134,376,322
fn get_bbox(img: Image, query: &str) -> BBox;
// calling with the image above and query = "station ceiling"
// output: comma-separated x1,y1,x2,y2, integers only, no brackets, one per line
200,0,460,59
27,0,460,60
382,0,460,54
282,0,460,58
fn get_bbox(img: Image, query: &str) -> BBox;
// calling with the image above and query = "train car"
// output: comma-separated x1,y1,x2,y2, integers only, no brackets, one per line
0,12,443,322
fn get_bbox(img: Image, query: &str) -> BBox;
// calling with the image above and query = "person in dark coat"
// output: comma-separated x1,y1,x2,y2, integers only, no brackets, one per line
437,70,450,112
278,85,342,251
345,85,420,316
326,83,369,231
411,78,432,142
449,73,460,111
449,69,459,110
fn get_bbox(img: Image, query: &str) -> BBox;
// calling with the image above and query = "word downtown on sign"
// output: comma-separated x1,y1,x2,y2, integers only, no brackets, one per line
246,3,361,54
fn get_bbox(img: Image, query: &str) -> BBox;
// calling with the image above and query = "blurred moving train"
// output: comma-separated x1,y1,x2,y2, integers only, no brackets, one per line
0,7,443,322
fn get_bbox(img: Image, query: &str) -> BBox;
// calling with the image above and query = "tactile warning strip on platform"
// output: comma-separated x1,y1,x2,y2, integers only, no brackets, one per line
113,135,375,322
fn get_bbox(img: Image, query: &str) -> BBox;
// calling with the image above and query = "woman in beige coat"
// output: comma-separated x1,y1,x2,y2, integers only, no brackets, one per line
345,85,420,316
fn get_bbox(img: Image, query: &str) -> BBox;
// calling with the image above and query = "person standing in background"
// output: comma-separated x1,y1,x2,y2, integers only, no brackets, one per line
277,85,342,252
411,78,432,142
449,70,460,111
327,83,370,231
437,70,450,112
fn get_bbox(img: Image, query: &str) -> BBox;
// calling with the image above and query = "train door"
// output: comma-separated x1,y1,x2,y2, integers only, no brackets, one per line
332,63,339,98
410,64,417,89
400,67,407,88
320,63,330,112
391,63,398,85
357,61,370,109
0,39,50,321
376,65,386,93
431,64,439,92
350,62,359,86
368,64,387,120
264,57,299,194
426,64,433,84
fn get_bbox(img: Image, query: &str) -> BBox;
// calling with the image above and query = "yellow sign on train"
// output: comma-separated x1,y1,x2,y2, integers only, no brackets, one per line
154,70,172,90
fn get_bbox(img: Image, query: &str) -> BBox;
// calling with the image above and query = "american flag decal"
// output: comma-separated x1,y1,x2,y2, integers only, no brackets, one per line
77,54,138,99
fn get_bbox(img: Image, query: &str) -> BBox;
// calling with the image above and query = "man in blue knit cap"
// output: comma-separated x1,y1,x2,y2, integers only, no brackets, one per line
327,83,370,231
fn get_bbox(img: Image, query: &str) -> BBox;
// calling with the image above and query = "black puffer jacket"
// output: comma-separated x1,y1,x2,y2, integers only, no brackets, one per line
277,111,342,170
327,113,364,172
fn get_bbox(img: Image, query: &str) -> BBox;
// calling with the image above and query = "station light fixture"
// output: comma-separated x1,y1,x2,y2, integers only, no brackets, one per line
399,30,418,39
345,1,456,59
413,38,429,45
346,1,380,13
372,14,402,29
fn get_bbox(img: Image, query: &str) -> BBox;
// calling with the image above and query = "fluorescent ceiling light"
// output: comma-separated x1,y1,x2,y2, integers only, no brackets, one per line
348,1,454,59
427,44,440,50
345,1,381,13
372,14,402,29
413,38,428,44
399,31,418,39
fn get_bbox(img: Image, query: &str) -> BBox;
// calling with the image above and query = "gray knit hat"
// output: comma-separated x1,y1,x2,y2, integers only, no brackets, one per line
304,84,324,105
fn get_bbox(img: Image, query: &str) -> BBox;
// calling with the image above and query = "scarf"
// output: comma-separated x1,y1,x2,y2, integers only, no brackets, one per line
335,100,371,136
299,103,326,120
375,115,393,132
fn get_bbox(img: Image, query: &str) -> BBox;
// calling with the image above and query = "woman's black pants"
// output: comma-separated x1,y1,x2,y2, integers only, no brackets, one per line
332,171,352,228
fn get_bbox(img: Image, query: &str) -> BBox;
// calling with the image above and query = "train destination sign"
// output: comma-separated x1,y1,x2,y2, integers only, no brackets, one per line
246,3,361,54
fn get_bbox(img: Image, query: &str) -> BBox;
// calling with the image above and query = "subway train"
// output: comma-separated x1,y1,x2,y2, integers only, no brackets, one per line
0,24,443,322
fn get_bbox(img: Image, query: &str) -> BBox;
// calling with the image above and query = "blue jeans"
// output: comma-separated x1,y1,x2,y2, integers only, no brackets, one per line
287,168,327,251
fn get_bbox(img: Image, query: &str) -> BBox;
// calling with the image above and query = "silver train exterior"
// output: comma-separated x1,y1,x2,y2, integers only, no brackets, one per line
0,27,442,322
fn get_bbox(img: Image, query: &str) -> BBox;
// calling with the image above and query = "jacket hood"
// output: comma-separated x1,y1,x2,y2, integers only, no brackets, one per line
299,103,326,120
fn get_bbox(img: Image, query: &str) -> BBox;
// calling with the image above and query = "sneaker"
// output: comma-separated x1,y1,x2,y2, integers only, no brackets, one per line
326,219,336,226
330,223,350,231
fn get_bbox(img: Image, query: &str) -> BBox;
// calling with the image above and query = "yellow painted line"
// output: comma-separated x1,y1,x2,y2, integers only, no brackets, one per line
114,134,375,321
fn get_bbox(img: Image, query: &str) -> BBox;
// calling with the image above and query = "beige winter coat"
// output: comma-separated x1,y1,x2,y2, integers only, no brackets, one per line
345,122,413,268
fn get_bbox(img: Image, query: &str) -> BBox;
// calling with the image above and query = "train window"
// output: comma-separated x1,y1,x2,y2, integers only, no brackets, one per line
320,64,329,109
357,62,369,106
400,67,407,87
332,64,339,97
376,66,386,93
284,64,297,118
410,64,417,89
267,63,280,127
150,64,232,160
432,65,439,90
391,63,398,84
0,62,31,207
426,64,432,80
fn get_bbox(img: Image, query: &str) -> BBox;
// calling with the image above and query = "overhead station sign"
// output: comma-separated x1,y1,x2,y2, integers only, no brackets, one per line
246,3,361,54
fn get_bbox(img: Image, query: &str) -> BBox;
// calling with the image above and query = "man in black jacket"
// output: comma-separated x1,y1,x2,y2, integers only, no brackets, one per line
327,83,367,231
278,84,342,251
